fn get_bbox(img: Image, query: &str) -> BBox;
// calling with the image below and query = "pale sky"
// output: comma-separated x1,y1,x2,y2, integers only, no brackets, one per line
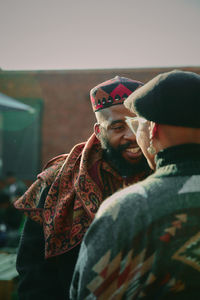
1,0,200,70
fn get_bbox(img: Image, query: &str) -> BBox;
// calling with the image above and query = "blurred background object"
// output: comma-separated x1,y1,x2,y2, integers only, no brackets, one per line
0,92,34,113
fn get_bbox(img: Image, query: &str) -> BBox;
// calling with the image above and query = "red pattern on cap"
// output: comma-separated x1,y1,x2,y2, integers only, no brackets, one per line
90,76,143,112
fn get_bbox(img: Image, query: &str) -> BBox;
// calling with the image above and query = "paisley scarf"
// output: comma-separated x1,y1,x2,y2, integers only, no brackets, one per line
14,133,149,258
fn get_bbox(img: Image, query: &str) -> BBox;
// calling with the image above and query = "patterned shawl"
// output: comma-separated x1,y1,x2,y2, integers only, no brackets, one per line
14,133,149,258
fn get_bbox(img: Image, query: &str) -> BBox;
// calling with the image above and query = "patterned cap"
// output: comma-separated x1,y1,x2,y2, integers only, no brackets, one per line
90,76,143,112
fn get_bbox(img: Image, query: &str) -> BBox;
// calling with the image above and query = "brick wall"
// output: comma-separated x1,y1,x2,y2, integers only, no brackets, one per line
1,66,200,170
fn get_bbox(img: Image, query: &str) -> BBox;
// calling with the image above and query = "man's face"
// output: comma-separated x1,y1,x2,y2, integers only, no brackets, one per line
94,105,150,177
96,105,143,164
135,120,156,170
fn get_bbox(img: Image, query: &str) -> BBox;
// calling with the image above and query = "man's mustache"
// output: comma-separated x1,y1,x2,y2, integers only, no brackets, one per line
117,141,136,152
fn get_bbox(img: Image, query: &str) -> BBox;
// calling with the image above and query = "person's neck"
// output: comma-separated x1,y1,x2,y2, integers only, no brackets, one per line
154,125,200,153
155,143,200,169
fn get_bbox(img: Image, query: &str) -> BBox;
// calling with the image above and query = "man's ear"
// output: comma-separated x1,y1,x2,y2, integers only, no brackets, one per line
151,122,159,138
94,123,101,140
149,122,159,138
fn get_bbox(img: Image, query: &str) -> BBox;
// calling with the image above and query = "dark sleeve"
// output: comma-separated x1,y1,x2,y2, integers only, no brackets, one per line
16,186,65,300
16,186,81,300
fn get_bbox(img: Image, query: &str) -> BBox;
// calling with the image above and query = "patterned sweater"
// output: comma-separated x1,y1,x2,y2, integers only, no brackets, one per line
70,143,200,300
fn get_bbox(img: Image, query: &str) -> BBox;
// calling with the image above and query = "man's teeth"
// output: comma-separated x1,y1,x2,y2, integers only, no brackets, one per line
126,147,140,153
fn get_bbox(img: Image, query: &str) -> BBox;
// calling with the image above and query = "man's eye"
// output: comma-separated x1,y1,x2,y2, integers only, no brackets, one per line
112,126,124,130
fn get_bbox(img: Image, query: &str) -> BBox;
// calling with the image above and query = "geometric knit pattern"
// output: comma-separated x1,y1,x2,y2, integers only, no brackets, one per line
70,144,200,299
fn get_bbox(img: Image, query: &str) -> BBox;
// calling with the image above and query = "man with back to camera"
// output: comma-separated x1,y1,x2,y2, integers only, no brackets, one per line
70,70,200,300
14,76,151,300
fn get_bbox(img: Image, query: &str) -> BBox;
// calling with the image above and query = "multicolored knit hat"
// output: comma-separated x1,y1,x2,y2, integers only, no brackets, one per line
90,76,143,112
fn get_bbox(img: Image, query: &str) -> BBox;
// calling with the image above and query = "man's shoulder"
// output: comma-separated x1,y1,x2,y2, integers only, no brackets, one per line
104,177,153,204
96,182,147,218
36,154,69,184
43,140,88,171
43,154,68,170
96,175,163,220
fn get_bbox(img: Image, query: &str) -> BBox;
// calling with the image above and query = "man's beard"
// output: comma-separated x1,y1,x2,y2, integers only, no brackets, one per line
100,136,150,177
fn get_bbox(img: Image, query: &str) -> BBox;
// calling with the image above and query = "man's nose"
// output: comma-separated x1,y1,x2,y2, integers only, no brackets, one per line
124,126,136,140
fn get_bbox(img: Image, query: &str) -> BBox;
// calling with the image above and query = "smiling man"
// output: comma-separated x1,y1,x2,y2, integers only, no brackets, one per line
95,106,145,175
15,76,151,300
92,78,148,178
